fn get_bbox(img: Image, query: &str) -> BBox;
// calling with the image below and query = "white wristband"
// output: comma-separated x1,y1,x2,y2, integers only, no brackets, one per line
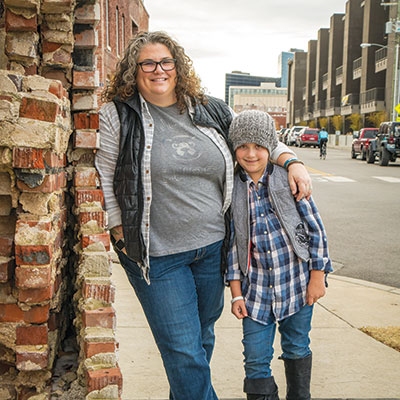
231,296,244,304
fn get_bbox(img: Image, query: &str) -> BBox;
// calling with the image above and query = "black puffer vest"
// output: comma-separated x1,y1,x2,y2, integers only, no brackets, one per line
113,93,233,272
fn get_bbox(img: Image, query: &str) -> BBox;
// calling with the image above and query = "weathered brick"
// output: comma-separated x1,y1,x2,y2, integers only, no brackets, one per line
18,285,54,303
78,210,105,228
48,46,73,65
84,340,117,358
0,235,14,257
15,264,52,288
73,112,99,130
74,28,98,48
12,147,45,169
74,167,99,188
16,217,52,232
19,96,60,122
24,304,50,324
74,3,101,24
41,68,71,89
86,367,122,395
75,189,104,207
12,147,66,169
16,345,49,371
15,245,52,266
81,233,110,251
73,70,99,90
23,64,39,76
42,41,62,54
82,307,115,329
16,324,48,345
82,279,115,303
0,195,12,216
48,80,65,100
41,0,75,13
0,257,15,283
0,282,13,301
72,91,98,111
17,171,66,193
0,303,24,322
5,9,38,32
74,129,100,149
0,172,12,194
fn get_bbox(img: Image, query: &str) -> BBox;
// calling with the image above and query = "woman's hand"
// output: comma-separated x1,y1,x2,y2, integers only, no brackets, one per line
287,162,312,201
110,225,127,254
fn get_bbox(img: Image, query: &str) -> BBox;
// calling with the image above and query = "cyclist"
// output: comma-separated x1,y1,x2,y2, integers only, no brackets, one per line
318,127,328,159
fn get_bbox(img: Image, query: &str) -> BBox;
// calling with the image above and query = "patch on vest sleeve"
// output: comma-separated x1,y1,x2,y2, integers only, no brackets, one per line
295,223,309,246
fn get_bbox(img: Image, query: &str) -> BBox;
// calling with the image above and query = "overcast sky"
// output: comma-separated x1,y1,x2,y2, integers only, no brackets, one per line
144,1,346,99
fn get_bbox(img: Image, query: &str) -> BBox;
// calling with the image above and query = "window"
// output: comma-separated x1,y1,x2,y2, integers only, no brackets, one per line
105,0,110,49
121,14,125,54
116,6,120,56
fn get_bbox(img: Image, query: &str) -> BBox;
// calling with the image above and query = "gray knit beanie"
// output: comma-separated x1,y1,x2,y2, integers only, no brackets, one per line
229,110,278,154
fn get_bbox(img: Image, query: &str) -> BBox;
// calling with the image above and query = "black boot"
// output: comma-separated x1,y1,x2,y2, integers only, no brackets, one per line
283,354,312,400
244,376,279,400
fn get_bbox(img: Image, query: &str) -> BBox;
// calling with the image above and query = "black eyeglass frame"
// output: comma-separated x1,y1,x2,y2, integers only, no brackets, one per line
137,58,177,73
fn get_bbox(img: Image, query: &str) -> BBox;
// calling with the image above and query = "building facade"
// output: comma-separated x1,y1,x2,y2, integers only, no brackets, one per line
278,49,304,88
225,71,280,103
287,0,397,133
228,82,287,129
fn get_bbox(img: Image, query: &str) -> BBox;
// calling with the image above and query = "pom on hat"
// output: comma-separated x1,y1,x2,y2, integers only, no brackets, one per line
229,110,278,154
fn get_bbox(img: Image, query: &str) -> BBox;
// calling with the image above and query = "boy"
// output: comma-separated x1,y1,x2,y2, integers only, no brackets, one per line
226,110,332,400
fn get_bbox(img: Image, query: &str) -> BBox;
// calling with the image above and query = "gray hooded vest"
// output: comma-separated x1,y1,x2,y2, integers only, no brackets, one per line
232,164,310,275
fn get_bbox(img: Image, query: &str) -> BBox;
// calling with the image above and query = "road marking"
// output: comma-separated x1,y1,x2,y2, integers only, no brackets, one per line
325,176,355,182
306,166,333,176
372,176,400,183
310,173,355,182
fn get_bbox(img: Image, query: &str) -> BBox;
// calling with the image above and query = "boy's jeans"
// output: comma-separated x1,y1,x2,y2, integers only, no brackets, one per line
117,240,224,400
242,304,313,379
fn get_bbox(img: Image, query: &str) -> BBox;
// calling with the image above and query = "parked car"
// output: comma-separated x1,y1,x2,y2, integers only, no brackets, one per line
286,126,305,146
366,121,400,166
296,127,319,147
278,128,290,143
351,127,378,160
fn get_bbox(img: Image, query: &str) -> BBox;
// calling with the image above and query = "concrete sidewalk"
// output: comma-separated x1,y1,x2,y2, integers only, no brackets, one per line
112,258,400,400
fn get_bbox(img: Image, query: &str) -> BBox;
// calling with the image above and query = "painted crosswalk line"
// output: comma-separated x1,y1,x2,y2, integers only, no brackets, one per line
372,176,400,183
325,176,355,182
310,174,355,183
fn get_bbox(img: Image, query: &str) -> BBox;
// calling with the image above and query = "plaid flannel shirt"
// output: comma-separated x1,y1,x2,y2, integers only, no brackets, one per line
226,169,332,323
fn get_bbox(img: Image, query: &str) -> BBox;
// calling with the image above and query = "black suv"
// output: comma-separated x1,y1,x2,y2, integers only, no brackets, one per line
367,121,400,166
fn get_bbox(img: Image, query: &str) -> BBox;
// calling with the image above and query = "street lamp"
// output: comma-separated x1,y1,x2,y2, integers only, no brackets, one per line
360,42,399,120
360,42,387,48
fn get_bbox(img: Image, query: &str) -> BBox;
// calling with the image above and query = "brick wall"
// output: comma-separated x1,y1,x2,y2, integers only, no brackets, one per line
0,0,148,398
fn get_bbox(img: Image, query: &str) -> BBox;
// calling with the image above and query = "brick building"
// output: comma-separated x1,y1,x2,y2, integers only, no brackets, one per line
0,0,148,399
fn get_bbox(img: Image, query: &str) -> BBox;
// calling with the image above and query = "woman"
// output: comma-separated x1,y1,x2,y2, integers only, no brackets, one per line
95,31,312,400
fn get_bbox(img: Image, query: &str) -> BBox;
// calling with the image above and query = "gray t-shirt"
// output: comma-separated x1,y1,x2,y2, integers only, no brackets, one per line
147,102,226,257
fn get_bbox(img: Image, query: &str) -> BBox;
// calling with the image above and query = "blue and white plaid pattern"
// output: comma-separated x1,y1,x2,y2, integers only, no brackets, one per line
226,170,331,323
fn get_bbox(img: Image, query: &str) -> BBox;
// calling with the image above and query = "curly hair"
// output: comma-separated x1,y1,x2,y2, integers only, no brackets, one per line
101,31,207,111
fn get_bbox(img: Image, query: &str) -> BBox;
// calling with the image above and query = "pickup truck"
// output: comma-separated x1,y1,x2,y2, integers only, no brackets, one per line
366,121,400,166
351,128,378,160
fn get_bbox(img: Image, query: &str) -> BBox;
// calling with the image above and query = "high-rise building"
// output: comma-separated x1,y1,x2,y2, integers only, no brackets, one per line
278,49,305,88
225,71,280,103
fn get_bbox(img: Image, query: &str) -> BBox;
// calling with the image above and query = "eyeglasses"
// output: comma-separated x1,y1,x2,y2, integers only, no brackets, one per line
137,58,177,73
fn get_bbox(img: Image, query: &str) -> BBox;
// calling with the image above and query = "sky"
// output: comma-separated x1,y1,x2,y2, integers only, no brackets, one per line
144,0,346,99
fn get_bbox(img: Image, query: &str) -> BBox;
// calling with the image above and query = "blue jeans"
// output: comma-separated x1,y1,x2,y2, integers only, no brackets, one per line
242,305,313,379
117,240,224,400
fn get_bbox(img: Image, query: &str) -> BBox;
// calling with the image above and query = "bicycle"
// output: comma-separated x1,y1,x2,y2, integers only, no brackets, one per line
320,141,327,160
